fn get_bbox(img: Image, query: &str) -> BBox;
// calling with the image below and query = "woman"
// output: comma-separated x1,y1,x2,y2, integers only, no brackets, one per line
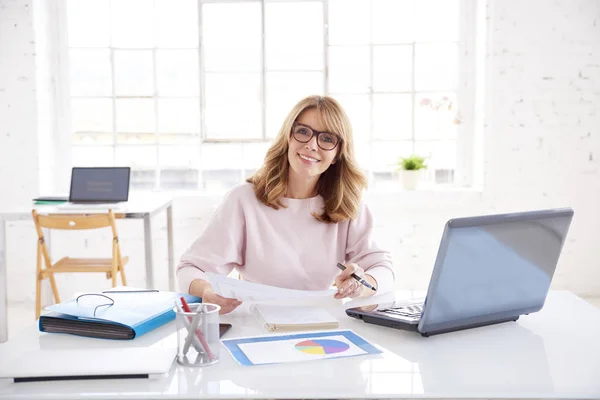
178,95,394,314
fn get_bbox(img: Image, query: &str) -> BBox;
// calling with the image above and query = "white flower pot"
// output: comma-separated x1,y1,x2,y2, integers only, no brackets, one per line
400,170,422,190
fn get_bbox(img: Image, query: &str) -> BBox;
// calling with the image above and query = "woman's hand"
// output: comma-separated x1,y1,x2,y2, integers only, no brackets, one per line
201,288,242,314
189,278,242,314
334,263,376,299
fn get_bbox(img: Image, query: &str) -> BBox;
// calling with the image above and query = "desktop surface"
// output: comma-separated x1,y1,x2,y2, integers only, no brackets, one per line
0,291,598,400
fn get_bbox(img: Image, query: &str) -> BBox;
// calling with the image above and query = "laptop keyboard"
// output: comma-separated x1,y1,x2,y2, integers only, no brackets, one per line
378,302,423,318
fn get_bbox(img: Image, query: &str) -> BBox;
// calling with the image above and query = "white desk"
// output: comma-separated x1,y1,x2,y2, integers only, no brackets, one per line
0,195,175,343
0,291,599,399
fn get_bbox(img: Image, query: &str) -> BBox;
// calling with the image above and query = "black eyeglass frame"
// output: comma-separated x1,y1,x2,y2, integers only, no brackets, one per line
76,293,115,316
291,123,342,151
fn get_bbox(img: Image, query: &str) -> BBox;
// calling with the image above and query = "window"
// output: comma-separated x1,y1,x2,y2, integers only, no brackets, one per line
65,0,468,191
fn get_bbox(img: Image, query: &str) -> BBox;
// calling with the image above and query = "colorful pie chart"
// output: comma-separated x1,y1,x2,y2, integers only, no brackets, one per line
295,339,350,355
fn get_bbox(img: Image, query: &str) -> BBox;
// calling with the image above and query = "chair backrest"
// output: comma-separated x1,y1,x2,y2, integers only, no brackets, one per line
31,210,119,239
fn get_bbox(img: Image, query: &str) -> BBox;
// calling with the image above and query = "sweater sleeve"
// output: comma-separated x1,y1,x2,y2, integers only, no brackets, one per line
177,187,246,293
345,202,395,294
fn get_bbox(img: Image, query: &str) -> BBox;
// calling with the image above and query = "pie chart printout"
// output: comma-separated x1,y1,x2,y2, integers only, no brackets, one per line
295,339,350,355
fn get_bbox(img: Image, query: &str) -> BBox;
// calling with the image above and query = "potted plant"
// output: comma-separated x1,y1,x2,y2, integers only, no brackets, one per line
397,155,427,190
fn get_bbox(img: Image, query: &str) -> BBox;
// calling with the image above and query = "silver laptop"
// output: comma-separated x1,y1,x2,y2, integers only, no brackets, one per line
346,208,574,337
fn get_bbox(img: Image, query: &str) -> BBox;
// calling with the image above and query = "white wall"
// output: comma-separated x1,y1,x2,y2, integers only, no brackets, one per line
0,0,39,209
2,0,599,312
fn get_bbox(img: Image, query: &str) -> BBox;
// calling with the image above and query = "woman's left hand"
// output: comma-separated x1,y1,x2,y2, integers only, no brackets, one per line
334,263,367,299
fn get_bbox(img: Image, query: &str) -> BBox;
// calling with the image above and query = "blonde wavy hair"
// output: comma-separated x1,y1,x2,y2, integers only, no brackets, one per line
247,95,368,223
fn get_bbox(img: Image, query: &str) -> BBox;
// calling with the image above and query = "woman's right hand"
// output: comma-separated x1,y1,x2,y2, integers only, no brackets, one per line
201,287,242,314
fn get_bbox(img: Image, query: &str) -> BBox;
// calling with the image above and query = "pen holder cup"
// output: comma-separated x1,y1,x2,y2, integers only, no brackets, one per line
175,303,221,367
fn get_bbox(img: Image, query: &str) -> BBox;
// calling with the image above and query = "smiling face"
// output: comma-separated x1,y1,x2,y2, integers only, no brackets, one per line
287,108,340,183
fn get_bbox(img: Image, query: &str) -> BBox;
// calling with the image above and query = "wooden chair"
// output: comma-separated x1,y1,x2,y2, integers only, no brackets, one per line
32,210,129,319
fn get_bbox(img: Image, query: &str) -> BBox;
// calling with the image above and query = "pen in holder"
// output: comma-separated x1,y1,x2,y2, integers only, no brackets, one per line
175,300,220,367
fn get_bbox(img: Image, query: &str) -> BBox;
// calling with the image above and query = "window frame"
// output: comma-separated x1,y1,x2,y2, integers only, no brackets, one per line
56,0,478,191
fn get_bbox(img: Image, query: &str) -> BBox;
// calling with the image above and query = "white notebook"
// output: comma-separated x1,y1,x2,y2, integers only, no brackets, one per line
250,304,339,332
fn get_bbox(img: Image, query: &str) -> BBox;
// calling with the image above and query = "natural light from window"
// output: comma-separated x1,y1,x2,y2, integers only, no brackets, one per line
66,0,463,191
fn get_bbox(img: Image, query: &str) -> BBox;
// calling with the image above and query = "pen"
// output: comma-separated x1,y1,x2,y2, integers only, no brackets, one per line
102,289,160,294
337,263,377,292
175,301,204,354
180,297,215,361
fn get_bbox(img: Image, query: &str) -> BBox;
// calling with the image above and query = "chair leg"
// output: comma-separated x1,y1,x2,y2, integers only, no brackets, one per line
35,275,42,320
48,274,60,304
112,267,117,287
119,265,127,286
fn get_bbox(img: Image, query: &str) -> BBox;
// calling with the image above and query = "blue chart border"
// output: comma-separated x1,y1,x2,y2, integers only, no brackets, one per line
222,330,381,366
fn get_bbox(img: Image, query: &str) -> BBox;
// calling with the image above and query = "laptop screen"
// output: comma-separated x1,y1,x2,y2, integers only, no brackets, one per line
69,167,131,202
419,210,573,333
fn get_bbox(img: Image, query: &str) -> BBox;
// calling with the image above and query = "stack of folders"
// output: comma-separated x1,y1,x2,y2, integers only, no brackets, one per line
250,304,339,332
39,289,200,340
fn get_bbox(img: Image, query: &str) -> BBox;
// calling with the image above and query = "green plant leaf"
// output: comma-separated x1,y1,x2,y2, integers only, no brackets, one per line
397,155,428,170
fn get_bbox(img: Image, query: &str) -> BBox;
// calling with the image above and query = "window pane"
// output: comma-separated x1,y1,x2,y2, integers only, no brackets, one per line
204,73,261,139
415,0,459,42
130,169,156,190
116,99,155,133
370,141,413,171
371,171,399,189
111,0,154,48
373,45,412,92
332,95,371,168
328,46,370,94
160,169,199,190
72,146,114,166
373,94,412,140
202,170,240,191
116,132,156,145
159,145,200,168
371,0,414,44
72,132,113,146
414,140,456,179
332,95,370,142
69,49,112,96
156,0,198,48
201,143,243,170
266,72,323,138
203,3,261,72
415,93,459,140
242,142,270,170
67,0,110,47
71,98,113,132
114,50,154,96
158,98,200,134
266,2,323,71
158,134,199,145
328,0,370,45
116,145,157,167
156,50,199,96
415,44,458,91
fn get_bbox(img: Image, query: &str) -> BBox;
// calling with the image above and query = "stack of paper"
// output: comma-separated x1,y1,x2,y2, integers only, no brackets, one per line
250,304,339,332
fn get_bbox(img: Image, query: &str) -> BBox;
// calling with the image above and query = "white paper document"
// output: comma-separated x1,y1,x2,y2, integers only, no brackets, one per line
221,330,383,366
205,272,336,302
238,334,366,365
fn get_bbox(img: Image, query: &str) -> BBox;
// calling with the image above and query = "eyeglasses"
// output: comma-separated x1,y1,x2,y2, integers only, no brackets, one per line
291,123,341,151
76,293,114,316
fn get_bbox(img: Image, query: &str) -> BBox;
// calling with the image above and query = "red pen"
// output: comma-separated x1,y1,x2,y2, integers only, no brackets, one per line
180,296,215,361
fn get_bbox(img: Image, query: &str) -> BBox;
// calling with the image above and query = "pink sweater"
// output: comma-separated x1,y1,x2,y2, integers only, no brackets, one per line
177,183,395,295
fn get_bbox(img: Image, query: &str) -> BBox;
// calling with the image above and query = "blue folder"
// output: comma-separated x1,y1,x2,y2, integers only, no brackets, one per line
39,290,201,340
